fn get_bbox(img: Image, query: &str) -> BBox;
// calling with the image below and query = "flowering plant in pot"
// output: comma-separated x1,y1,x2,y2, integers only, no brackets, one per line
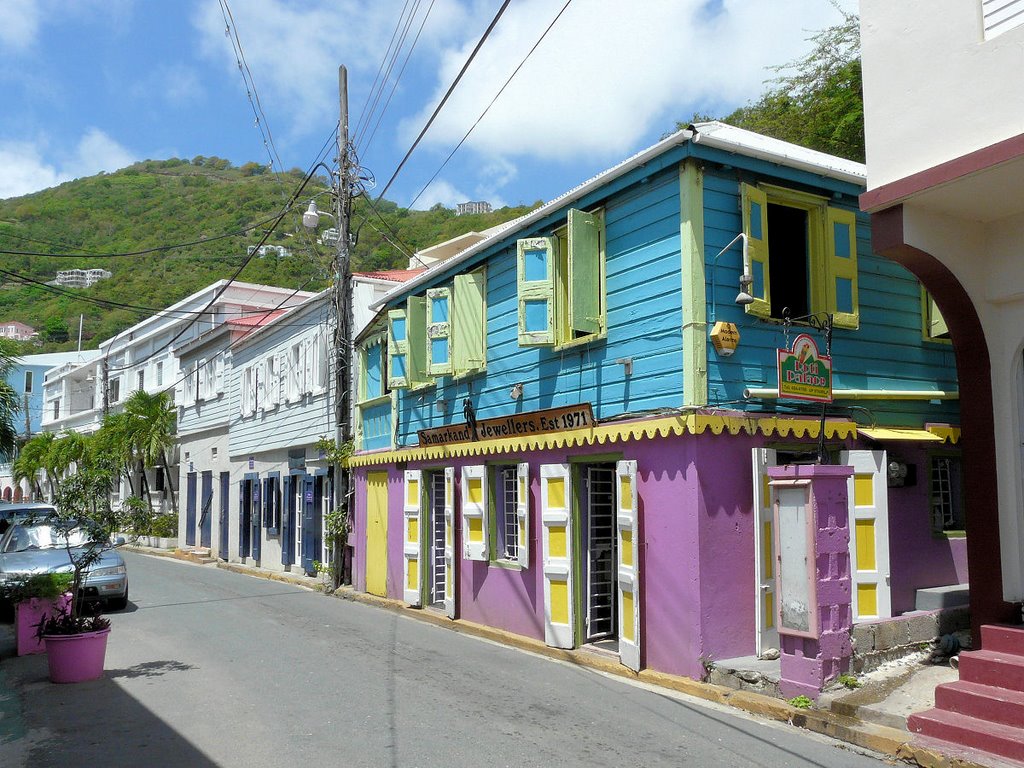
1,572,73,656
32,461,144,683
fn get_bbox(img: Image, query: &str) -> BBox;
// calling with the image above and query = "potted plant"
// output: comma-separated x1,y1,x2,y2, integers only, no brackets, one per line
34,462,139,683
1,572,73,656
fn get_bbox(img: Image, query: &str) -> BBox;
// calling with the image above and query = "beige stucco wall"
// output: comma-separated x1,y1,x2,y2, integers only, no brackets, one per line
901,204,1024,601
860,0,1024,189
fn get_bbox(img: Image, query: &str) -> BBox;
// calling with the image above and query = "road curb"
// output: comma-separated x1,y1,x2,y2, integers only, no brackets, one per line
128,549,992,768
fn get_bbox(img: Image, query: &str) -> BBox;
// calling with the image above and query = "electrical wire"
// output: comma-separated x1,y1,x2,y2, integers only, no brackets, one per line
374,0,512,203
406,0,572,211
353,0,416,143
359,0,438,158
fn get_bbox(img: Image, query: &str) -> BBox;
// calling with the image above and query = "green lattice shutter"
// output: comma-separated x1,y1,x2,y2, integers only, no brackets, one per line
453,270,486,375
740,183,771,319
517,237,556,346
568,209,602,336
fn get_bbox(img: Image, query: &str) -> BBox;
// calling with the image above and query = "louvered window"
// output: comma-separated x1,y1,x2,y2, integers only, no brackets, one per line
982,0,1024,40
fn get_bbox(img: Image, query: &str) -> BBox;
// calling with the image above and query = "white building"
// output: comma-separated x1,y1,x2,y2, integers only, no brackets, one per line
860,1,1024,759
41,280,316,510
175,272,409,570
455,201,492,216
55,268,112,288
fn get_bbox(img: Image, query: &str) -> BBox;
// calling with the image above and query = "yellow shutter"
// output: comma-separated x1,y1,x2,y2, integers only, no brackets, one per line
825,206,859,329
740,183,771,319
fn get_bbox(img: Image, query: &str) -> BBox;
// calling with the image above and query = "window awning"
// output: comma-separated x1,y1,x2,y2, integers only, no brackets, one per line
858,427,944,442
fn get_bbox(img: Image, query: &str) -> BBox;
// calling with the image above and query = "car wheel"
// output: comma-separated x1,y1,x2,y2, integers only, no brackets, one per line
108,589,129,611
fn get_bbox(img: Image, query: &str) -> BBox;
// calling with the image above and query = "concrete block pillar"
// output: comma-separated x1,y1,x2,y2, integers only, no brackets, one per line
767,464,854,699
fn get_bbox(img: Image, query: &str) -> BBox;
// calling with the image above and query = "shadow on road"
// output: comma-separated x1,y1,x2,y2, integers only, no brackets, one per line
0,632,216,768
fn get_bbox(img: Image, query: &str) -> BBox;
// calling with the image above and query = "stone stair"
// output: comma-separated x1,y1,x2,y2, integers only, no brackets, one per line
908,624,1024,765
175,546,218,565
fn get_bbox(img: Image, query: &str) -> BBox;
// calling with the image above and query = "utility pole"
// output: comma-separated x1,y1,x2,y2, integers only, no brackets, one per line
333,65,354,587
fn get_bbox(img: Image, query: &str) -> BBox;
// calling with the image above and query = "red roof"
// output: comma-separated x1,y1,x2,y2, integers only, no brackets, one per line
354,268,425,283
228,310,287,328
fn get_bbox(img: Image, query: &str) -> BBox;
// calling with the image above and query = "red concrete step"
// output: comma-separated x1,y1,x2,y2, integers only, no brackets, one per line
935,680,1024,728
909,708,1024,762
958,649,1024,692
982,624,1024,657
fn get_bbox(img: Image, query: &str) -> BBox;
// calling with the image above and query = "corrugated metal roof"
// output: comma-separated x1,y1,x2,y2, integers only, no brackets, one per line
228,310,287,328
371,122,866,309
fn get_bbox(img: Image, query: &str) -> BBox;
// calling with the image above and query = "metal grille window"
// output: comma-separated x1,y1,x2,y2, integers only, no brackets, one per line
430,472,447,605
586,467,616,641
495,466,519,562
931,456,965,532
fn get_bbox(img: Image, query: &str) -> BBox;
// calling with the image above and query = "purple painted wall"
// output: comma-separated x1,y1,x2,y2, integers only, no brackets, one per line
885,444,969,614
350,431,966,683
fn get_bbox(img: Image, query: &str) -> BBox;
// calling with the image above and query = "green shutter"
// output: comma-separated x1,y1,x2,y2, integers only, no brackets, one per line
407,296,428,384
517,237,556,346
427,287,452,376
387,308,409,389
453,269,486,375
825,206,859,329
740,183,771,319
567,209,603,336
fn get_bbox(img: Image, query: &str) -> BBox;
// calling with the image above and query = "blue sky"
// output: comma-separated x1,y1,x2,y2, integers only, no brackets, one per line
0,0,853,209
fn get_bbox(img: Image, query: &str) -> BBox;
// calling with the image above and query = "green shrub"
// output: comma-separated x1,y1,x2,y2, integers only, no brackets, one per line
788,695,814,709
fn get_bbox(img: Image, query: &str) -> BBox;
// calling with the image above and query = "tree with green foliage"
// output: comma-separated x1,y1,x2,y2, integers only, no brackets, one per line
44,316,70,343
0,339,19,461
680,8,863,162
123,390,178,513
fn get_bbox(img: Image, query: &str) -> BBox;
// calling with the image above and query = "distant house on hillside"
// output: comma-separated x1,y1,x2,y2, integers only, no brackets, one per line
456,201,492,216
55,268,112,288
246,244,291,259
0,321,37,341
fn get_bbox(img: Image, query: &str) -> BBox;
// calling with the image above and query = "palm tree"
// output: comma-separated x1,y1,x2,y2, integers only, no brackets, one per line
12,432,51,499
0,339,20,463
124,390,177,513
48,431,92,485
95,411,137,497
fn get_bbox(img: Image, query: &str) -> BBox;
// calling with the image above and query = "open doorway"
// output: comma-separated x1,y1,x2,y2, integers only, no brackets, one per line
581,463,618,650
427,470,447,609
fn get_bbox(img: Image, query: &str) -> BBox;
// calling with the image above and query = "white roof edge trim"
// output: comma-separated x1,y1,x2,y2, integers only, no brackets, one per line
689,122,866,184
369,122,866,310
369,128,696,309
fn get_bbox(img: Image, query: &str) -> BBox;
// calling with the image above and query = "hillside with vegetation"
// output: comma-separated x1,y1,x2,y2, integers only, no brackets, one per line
681,9,863,162
0,157,538,353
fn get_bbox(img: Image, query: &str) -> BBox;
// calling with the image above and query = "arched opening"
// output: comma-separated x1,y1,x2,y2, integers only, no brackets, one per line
872,205,1018,633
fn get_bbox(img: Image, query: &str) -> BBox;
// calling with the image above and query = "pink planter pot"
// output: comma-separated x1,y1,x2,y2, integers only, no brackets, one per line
43,628,111,683
15,594,71,656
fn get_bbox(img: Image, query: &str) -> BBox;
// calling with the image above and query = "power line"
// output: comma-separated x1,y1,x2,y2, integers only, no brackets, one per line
359,0,438,157
407,0,572,211
374,0,512,203
354,0,420,144
0,207,313,259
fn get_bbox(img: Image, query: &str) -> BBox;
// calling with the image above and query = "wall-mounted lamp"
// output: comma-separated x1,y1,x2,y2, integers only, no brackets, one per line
509,382,524,400
710,233,755,322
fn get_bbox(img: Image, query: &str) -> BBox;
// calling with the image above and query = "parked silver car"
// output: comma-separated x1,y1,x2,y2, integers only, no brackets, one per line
0,520,129,610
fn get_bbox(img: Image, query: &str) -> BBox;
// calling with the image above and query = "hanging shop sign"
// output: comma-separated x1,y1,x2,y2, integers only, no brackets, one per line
777,333,832,403
418,403,595,446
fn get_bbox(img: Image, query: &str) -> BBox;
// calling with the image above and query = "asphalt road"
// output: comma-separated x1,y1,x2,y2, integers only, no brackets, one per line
0,552,887,767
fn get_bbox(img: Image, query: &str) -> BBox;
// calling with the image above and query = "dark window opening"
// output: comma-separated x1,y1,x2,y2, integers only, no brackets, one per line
767,203,809,319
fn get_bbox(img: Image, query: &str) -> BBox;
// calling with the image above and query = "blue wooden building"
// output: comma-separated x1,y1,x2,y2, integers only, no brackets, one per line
348,123,964,682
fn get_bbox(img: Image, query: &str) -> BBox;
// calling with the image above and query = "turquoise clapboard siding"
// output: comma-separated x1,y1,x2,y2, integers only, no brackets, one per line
700,165,958,426
374,140,959,451
360,399,392,451
392,164,684,446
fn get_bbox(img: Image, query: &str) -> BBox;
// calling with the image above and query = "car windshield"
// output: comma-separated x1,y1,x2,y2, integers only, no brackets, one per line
2,524,90,553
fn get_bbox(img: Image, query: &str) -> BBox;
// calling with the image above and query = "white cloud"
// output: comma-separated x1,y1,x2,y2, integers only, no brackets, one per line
410,179,469,210
400,0,855,161
191,0,471,147
0,0,41,51
0,129,137,199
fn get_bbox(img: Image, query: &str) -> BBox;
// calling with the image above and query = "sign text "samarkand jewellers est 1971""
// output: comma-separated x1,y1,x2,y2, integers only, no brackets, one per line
417,403,595,446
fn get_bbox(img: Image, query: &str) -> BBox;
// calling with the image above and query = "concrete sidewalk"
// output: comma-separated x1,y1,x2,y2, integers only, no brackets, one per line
121,546,998,768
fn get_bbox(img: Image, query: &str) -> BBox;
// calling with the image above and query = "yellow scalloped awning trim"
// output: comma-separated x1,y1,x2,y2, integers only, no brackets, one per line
347,413,861,467
926,424,961,444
